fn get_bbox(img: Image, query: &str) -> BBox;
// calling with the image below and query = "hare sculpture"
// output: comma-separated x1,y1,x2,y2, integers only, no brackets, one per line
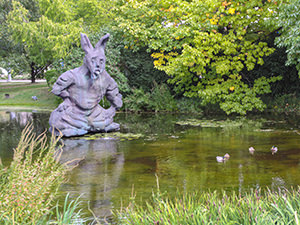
49,33,122,137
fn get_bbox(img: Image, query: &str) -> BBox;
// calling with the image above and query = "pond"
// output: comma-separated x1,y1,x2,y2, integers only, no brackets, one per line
1,110,300,222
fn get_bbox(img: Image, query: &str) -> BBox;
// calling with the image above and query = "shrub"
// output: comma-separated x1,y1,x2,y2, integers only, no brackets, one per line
264,94,300,114
124,83,177,112
150,83,177,112
119,47,168,91
124,88,151,112
175,97,204,114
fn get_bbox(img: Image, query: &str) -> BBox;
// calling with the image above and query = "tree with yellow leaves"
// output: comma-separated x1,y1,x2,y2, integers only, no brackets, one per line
114,0,284,114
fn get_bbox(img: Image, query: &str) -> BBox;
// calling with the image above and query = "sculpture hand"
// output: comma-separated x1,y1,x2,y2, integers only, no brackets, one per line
60,90,69,98
106,106,116,116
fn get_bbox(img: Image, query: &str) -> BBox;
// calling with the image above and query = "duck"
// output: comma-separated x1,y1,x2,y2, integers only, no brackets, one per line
271,146,278,155
249,147,255,154
216,153,230,162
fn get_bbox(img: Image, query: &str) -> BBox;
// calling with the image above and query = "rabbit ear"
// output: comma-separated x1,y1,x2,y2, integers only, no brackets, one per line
95,33,110,50
81,33,93,54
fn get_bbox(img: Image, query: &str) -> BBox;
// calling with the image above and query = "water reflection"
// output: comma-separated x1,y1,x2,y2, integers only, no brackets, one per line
0,111,49,165
0,111,300,221
0,111,33,125
60,138,124,219
9,112,33,126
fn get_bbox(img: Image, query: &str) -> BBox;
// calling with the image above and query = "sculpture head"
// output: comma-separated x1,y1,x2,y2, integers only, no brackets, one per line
81,33,110,80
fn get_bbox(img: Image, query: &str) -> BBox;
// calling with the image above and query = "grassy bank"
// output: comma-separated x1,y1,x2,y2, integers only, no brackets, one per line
1,82,299,115
116,188,300,224
0,82,57,110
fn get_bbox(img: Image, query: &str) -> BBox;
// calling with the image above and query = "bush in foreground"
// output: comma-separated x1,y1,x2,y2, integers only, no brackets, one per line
0,124,85,224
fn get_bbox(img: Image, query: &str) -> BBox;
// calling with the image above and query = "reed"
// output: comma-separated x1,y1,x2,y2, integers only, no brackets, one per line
0,123,66,224
49,193,90,225
116,187,300,225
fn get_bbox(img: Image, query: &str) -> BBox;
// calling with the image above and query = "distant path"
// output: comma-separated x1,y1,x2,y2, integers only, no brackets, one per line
0,79,46,83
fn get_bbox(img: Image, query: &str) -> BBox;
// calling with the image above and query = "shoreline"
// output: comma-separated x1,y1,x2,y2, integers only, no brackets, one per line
0,79,46,83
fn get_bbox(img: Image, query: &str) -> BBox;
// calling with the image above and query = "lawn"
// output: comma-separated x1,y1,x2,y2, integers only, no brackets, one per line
0,82,58,110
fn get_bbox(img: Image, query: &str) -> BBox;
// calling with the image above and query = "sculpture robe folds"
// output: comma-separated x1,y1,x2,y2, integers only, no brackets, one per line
49,33,122,137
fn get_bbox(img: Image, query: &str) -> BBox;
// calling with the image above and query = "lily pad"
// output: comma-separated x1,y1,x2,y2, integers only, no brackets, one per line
176,119,226,128
175,118,262,129
72,132,143,141
255,129,274,132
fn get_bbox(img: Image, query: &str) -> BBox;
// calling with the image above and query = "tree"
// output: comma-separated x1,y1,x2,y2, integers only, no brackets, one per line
273,0,300,76
7,0,83,82
114,0,284,114
0,0,40,77
73,0,117,31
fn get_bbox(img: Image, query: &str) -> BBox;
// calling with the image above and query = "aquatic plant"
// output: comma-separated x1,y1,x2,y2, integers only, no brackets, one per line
176,118,264,129
74,131,144,141
115,187,300,225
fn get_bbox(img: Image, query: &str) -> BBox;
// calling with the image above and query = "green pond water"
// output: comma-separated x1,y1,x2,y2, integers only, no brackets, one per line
0,110,300,222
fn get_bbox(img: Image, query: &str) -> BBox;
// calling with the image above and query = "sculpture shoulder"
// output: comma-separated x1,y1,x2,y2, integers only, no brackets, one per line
52,70,75,95
56,70,75,85
103,71,117,88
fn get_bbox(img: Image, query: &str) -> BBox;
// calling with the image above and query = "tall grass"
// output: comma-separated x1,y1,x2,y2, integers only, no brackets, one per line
0,123,75,224
116,187,300,225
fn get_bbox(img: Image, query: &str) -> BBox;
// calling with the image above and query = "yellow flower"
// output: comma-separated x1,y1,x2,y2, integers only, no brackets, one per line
209,19,218,25
154,60,163,67
229,86,235,91
228,8,235,15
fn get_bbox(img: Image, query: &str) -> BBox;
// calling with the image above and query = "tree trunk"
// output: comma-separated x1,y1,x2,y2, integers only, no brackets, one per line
30,62,36,83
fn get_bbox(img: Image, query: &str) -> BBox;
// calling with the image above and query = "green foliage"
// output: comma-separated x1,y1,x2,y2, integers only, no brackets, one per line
1,0,117,80
0,124,66,224
116,188,300,225
8,0,83,63
120,47,168,91
124,83,177,112
0,0,39,76
7,0,83,81
114,0,283,115
124,88,152,112
151,82,177,112
0,53,29,77
73,0,117,31
265,94,300,114
45,69,59,87
199,75,282,115
244,34,300,96
273,0,300,76
175,97,204,114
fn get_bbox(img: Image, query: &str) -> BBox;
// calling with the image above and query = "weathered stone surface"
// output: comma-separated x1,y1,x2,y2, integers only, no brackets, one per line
49,33,122,137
